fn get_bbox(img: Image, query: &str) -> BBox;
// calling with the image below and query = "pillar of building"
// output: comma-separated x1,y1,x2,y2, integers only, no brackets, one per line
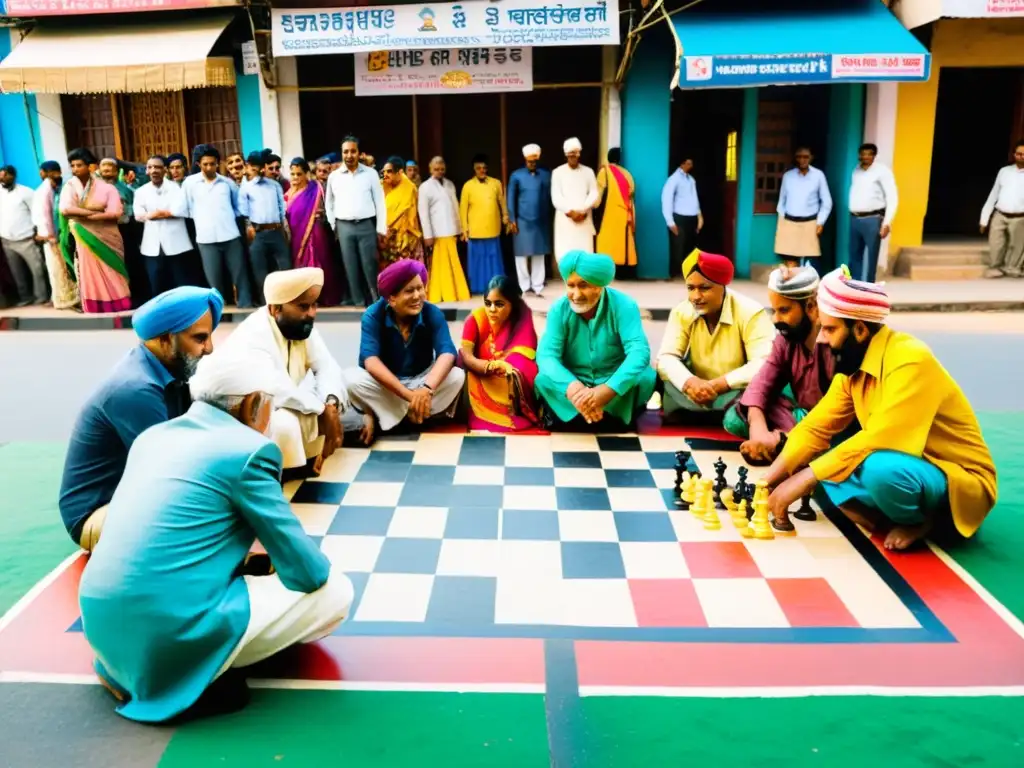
276,57,304,162
862,82,898,272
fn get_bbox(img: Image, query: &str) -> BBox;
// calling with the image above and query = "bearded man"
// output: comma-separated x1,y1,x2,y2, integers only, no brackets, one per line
535,250,655,430
654,249,774,424
202,267,369,477
726,265,836,464
59,286,223,550
762,267,997,551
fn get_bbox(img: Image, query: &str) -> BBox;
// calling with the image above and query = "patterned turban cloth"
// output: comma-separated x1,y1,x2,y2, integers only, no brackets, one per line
817,265,891,323
767,265,819,299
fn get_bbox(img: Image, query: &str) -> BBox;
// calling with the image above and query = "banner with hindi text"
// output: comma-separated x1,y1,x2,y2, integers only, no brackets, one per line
355,47,532,96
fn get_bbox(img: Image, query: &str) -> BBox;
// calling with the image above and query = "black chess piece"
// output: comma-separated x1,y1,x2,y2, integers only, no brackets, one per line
713,457,729,508
673,451,686,498
734,467,749,499
743,482,756,518
793,495,817,521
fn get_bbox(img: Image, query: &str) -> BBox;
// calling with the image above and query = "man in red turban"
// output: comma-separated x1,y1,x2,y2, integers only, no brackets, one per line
344,259,465,436
653,249,775,424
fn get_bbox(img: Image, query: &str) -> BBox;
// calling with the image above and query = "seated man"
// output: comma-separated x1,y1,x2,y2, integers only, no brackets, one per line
655,249,775,423
725,265,836,463
59,287,222,550
346,259,466,432
202,267,370,479
763,267,997,551
535,250,656,430
80,351,353,723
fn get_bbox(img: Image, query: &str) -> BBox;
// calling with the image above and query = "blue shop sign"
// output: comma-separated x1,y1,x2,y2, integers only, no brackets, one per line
681,52,930,88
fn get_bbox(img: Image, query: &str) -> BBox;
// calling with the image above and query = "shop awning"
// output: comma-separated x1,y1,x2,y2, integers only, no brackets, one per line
0,15,237,95
674,0,931,89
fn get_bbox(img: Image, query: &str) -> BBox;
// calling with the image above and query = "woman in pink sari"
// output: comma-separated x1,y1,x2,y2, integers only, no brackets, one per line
460,275,540,432
59,148,131,313
285,158,340,306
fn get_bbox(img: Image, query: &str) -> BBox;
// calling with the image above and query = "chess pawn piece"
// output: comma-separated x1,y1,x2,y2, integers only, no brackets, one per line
692,478,708,517
719,487,737,514
751,495,775,540
793,495,817,521
697,478,714,518
733,498,750,529
679,473,697,510
702,488,721,530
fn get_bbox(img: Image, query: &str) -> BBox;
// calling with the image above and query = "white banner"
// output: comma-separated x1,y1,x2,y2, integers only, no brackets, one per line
944,0,1024,16
355,47,532,96
272,0,619,57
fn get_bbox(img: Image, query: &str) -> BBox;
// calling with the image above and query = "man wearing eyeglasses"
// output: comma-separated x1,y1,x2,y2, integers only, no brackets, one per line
979,140,1024,279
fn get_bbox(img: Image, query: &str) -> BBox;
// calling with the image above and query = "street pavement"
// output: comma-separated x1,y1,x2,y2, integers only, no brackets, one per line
2,314,1022,443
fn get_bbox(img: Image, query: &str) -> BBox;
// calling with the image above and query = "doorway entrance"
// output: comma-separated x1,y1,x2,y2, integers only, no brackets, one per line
925,67,1024,238
669,89,744,258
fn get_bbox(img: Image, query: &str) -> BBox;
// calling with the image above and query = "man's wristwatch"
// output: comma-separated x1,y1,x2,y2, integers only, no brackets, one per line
325,395,340,409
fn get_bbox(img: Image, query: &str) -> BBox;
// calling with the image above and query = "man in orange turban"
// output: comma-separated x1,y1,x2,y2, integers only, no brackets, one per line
653,249,775,423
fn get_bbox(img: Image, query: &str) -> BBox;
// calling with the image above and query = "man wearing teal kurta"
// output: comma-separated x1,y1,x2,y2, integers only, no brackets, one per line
536,250,656,429
79,351,353,723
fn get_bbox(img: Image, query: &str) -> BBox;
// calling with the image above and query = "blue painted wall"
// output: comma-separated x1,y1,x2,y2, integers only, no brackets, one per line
236,72,263,154
0,32,43,175
825,83,864,272
621,34,673,279
734,88,760,278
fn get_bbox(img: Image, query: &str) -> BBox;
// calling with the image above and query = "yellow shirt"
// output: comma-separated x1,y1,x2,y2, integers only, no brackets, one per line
459,176,508,240
656,290,775,390
780,326,996,537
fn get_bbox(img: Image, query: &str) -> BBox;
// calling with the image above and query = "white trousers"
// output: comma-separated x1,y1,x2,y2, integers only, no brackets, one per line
515,255,546,294
221,566,354,674
269,408,325,470
345,364,466,432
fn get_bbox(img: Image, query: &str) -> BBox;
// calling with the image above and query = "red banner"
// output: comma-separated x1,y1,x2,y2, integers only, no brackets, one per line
3,0,240,15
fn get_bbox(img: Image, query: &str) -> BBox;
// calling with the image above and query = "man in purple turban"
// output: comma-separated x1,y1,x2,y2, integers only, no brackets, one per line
345,259,465,434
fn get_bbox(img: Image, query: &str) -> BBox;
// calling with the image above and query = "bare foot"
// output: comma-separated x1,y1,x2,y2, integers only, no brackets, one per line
838,502,886,533
884,521,933,551
359,413,376,446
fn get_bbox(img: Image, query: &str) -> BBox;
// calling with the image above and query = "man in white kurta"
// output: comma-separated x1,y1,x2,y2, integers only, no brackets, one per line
551,137,599,262
200,267,362,475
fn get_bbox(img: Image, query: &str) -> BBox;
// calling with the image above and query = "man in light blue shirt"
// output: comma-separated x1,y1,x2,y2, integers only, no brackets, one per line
775,147,833,268
661,159,703,276
183,147,254,308
325,135,388,307
240,152,290,301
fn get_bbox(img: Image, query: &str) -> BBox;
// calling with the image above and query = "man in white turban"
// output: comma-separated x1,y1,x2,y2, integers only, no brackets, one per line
79,348,354,723
200,267,369,480
551,137,599,262
507,142,552,294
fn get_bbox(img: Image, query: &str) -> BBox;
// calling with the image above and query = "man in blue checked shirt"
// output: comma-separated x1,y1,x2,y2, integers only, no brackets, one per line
240,152,291,301
775,147,832,270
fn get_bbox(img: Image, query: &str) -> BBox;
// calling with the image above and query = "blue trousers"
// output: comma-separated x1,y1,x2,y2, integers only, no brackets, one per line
821,450,949,526
848,214,883,282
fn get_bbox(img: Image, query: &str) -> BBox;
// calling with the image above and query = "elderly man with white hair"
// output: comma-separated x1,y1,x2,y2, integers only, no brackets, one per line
507,142,552,295
550,137,599,263
79,349,354,723
202,266,372,476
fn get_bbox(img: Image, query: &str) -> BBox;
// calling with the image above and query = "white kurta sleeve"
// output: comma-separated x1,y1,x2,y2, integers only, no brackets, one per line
550,166,571,215
583,168,600,209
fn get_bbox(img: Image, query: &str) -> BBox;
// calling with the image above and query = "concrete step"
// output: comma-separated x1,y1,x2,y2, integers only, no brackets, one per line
899,263,988,281
895,250,987,267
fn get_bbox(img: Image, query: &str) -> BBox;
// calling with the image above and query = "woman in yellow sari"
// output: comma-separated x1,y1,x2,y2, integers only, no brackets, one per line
595,147,637,271
380,156,424,267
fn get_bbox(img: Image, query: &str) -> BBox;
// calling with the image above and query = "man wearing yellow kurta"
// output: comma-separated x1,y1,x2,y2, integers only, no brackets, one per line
655,249,775,423
763,267,997,551
595,148,637,269
460,153,508,295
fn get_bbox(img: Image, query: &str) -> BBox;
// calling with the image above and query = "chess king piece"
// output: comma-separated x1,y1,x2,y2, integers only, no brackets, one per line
702,485,721,530
793,495,817,521
734,466,749,500
713,457,729,509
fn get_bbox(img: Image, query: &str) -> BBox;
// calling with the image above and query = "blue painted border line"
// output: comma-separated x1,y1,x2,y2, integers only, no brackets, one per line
544,638,587,768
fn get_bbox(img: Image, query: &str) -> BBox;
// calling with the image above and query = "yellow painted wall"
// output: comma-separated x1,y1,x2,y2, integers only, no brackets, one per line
890,18,1024,254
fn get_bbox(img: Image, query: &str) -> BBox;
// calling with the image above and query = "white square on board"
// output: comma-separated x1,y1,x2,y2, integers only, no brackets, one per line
386,506,449,539
354,573,434,622
319,534,384,573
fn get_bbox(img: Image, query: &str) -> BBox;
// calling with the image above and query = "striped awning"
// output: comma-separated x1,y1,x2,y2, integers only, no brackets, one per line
0,15,237,95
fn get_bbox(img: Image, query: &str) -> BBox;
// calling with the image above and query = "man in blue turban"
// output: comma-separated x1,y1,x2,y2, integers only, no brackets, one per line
58,287,223,551
535,250,656,429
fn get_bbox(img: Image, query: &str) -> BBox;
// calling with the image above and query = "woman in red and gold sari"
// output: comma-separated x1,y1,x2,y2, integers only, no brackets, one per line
595,147,637,273
58,148,131,313
285,158,340,306
460,275,540,432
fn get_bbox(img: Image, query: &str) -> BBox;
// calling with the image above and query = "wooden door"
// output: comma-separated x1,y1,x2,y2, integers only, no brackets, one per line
754,99,793,214
61,95,117,160
124,92,187,162
184,87,242,157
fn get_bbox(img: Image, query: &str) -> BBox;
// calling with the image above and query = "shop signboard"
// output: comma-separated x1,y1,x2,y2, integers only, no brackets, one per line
272,0,619,56
944,0,1024,17
355,46,532,96
681,52,930,88
2,0,239,15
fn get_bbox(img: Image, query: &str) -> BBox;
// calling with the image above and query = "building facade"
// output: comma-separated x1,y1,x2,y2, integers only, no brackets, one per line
0,0,267,174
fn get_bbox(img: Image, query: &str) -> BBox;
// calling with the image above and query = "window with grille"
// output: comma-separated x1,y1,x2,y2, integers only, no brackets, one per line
725,130,738,182
754,100,793,214
124,92,188,161
184,87,241,157
60,95,117,161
